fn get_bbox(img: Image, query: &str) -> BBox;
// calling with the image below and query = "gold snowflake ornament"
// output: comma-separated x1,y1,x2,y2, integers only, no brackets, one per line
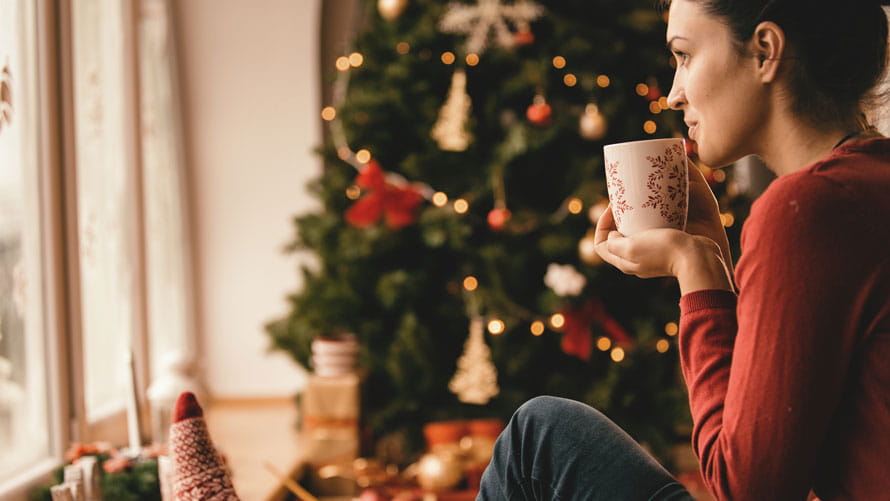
439,0,544,55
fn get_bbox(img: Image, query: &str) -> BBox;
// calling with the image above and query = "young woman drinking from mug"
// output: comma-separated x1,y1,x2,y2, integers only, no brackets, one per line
477,0,890,500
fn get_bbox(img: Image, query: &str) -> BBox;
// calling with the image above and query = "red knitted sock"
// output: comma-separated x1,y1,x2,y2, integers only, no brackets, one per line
169,392,241,501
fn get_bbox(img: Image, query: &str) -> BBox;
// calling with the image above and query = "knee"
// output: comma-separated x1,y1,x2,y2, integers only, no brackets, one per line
514,395,579,426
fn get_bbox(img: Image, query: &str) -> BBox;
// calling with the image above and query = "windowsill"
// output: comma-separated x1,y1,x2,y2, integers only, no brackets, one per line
205,397,302,501
0,458,62,501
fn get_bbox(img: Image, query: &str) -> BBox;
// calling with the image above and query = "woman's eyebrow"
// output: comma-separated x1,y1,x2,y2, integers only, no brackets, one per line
666,36,689,50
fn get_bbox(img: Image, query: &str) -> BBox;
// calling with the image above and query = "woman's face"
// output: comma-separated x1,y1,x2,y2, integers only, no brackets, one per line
666,0,767,167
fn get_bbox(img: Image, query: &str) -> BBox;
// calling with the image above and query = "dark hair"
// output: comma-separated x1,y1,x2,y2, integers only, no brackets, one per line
658,0,890,131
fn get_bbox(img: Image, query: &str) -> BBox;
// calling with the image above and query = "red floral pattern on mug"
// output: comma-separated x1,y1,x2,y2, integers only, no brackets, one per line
641,143,687,226
605,159,633,228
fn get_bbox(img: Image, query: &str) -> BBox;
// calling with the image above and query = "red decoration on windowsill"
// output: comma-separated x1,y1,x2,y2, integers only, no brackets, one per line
345,161,424,230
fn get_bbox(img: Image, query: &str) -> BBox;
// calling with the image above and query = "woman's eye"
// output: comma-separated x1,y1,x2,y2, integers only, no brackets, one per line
673,51,689,65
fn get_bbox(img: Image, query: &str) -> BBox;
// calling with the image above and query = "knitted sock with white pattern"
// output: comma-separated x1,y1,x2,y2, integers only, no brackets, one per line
169,392,241,501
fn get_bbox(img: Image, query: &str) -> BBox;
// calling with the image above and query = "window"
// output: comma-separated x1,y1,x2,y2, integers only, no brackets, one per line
1,0,197,495
0,0,54,480
70,0,145,422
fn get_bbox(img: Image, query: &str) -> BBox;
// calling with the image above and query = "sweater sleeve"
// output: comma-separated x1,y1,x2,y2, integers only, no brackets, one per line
679,174,868,501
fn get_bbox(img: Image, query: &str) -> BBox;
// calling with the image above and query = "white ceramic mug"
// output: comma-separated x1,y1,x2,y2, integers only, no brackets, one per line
603,138,689,236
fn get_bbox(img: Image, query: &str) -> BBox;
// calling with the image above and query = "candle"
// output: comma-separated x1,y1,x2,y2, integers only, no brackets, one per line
125,351,143,456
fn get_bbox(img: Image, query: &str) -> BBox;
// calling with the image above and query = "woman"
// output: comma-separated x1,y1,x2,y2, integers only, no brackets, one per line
478,0,890,500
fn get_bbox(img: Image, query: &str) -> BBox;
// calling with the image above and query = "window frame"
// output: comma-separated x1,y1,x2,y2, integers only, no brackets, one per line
0,0,69,496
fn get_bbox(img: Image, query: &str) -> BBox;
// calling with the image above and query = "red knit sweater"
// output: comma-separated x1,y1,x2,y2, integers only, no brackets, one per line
679,138,890,501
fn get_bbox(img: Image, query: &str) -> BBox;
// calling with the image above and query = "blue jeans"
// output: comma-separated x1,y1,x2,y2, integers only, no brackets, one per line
477,396,696,501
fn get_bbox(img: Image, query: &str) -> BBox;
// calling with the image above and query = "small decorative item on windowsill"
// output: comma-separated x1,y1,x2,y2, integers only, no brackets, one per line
30,443,168,501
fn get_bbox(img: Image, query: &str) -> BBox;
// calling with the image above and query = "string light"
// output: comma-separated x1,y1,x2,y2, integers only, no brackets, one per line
396,42,410,54
530,321,545,336
453,198,469,214
596,336,612,351
656,339,671,353
563,74,577,87
321,106,337,121
643,120,657,134
658,96,670,110
610,347,626,363
712,170,727,183
466,53,480,66
355,149,372,164
348,52,364,67
649,101,662,114
567,197,583,214
665,322,679,336
635,83,650,96
552,56,566,69
335,56,350,71
596,75,611,87
441,51,456,64
488,319,505,335
550,313,565,329
721,212,736,227
462,275,478,291
432,191,449,207
346,185,361,200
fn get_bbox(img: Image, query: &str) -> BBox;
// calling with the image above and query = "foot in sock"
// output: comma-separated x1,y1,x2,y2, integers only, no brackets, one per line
169,392,241,501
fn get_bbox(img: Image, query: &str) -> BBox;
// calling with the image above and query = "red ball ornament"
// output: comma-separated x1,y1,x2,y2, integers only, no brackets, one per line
514,29,535,46
487,208,512,231
526,102,552,126
647,86,662,101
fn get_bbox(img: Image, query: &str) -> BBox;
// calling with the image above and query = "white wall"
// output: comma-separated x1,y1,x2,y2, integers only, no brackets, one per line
174,0,320,397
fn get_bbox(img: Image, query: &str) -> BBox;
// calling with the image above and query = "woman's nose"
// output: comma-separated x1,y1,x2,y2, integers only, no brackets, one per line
666,76,685,110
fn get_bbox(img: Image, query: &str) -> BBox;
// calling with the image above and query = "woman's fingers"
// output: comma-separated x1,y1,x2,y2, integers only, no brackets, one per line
593,204,617,246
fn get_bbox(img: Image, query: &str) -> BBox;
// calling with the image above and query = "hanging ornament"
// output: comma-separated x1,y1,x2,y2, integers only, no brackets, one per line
487,207,511,231
526,94,551,126
646,77,662,101
561,298,633,361
449,318,500,405
345,161,424,230
432,69,473,151
579,103,607,141
513,20,535,46
378,0,409,20
544,263,586,297
439,0,544,55
578,230,603,266
587,200,609,224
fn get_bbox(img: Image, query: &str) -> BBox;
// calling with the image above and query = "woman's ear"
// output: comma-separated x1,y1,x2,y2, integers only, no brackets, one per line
751,21,786,83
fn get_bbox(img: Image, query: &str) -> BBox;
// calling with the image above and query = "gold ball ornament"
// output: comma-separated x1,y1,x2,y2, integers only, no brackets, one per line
587,200,609,224
416,451,464,491
578,231,603,266
378,0,409,20
579,104,608,141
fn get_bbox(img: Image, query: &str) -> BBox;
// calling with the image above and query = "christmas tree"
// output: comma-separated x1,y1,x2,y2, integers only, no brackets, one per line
267,0,749,463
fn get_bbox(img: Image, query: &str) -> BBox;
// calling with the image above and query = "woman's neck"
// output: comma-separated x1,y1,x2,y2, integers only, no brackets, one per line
757,115,857,176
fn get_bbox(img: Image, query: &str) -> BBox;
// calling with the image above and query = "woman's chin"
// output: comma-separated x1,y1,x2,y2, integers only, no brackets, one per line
696,147,738,169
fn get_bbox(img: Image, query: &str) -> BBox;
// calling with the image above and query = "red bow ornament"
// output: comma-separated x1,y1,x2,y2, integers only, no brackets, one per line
345,161,424,230
560,298,634,361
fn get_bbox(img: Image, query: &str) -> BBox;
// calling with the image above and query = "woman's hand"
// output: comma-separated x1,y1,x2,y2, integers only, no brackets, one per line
593,162,735,294
594,209,734,293
593,208,693,279
685,161,734,274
